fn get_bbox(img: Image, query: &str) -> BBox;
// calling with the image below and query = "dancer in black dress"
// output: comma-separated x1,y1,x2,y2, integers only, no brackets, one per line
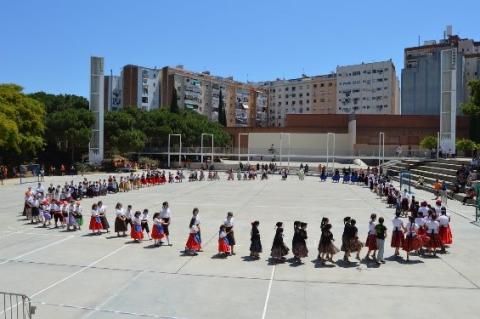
295,222,309,262
341,217,363,262
318,222,339,264
292,221,301,260
271,222,289,262
249,221,262,259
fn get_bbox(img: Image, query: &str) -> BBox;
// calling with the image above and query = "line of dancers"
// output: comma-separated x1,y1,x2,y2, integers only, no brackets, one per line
21,197,453,266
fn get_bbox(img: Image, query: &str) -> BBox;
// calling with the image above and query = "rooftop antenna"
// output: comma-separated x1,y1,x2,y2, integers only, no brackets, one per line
418,35,420,46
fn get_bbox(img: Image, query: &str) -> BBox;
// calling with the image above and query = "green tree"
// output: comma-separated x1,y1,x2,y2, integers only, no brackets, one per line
29,91,92,164
0,84,46,161
103,108,231,155
218,88,227,126
170,88,179,114
117,129,146,153
420,135,437,150
46,108,94,162
29,92,89,112
461,80,480,142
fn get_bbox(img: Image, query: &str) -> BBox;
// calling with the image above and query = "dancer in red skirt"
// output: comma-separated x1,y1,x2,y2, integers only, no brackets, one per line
152,213,166,246
402,216,423,261
89,203,103,235
364,213,378,260
414,210,427,246
438,209,453,250
391,211,405,256
185,224,202,255
218,225,231,257
424,214,442,256
131,211,144,242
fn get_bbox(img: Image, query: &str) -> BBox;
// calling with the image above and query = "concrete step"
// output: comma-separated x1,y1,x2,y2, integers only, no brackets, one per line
426,161,463,171
392,170,452,188
416,165,458,176
408,169,457,184
390,175,469,203
438,158,470,165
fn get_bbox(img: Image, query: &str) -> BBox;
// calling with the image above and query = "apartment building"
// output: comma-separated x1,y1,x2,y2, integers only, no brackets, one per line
103,75,122,111
401,27,480,115
311,74,337,114
261,76,313,127
336,60,398,115
160,66,268,127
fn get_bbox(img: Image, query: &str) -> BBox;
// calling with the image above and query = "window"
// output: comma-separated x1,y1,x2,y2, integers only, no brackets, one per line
314,99,317,103
285,87,289,91
306,100,309,104
142,97,148,103
292,86,296,91
314,84,317,88
299,93,303,97
320,83,324,87
306,107,310,111
286,101,288,105
299,100,303,105
278,102,281,106
306,92,310,96
292,101,296,105
291,93,296,97
285,94,289,98
328,83,333,87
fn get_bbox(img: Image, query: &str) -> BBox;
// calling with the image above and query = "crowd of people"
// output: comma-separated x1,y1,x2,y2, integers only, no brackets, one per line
19,165,455,267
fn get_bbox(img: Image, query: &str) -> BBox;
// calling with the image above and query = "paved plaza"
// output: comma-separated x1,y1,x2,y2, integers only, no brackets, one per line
1,172,480,318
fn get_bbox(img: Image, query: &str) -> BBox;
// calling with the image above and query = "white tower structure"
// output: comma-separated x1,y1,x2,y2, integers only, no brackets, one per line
439,48,457,154
89,56,105,164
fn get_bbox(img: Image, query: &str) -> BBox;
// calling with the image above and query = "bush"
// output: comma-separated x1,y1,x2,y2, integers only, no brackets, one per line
456,139,476,152
420,135,437,150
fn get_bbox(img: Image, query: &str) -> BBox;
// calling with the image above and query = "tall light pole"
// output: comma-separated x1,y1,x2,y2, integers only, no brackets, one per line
201,133,214,165
327,132,336,173
168,134,182,168
378,132,385,167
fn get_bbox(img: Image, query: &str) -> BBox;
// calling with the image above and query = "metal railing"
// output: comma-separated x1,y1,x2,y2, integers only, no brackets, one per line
0,292,35,318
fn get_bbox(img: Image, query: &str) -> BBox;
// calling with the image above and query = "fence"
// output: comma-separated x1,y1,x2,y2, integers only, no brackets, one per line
140,146,433,159
0,291,35,318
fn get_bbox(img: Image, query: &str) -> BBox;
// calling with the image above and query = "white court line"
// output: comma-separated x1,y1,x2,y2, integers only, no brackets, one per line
261,266,275,319
0,235,74,266
31,245,127,298
35,301,188,319
3,229,69,237
81,270,144,319
0,231,16,239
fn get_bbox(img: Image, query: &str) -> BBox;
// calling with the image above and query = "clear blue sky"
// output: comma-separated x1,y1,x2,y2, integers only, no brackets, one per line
1,0,479,98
